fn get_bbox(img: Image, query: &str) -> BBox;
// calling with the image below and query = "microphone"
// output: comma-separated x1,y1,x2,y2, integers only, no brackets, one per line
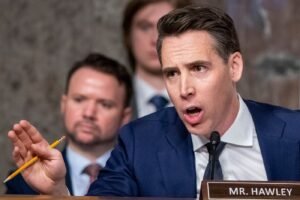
208,131,220,180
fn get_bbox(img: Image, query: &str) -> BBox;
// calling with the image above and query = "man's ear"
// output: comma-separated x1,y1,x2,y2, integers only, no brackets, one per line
121,106,133,126
228,52,243,82
60,95,67,115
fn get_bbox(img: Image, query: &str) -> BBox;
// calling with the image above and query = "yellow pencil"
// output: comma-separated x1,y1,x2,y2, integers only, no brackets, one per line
3,136,66,183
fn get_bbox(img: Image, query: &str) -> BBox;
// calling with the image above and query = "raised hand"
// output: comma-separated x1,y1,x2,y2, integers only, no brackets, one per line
8,120,69,195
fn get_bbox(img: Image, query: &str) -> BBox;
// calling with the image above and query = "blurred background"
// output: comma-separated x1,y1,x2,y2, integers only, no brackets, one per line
0,0,299,193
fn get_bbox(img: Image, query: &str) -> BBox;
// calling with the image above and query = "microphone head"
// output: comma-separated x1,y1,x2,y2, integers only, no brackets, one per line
210,131,220,145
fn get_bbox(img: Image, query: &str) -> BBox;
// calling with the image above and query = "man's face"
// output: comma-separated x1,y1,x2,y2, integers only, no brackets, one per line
130,2,174,75
61,67,131,147
161,31,243,137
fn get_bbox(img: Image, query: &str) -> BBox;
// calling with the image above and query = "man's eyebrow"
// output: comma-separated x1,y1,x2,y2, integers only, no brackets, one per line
162,60,211,72
186,60,211,67
162,66,177,73
135,19,153,25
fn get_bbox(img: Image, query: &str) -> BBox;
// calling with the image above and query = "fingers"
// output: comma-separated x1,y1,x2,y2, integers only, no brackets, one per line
11,123,33,150
9,120,48,150
8,120,49,166
31,143,54,160
8,130,27,159
19,120,47,145
12,146,25,167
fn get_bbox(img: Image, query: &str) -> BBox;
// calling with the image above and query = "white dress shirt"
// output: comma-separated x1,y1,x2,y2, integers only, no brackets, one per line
66,146,112,196
191,95,268,196
134,76,171,118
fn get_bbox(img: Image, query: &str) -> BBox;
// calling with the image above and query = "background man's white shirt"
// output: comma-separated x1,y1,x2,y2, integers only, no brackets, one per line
134,76,171,117
66,146,112,196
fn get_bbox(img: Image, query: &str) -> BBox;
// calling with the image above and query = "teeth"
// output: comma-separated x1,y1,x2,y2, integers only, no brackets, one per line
186,107,200,114
189,112,198,117
187,106,197,110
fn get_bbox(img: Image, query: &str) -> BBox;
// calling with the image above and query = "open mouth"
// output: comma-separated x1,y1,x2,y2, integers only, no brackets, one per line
186,106,202,115
183,106,203,125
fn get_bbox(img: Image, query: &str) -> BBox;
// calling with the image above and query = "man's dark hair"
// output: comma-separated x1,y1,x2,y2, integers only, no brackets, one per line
122,0,191,72
65,53,133,107
157,6,241,64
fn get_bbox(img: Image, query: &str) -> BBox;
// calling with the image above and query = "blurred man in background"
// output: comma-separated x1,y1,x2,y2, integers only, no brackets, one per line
122,0,191,118
5,53,132,196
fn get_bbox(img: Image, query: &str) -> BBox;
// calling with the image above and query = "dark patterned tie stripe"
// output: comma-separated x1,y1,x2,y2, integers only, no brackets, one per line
203,142,226,180
82,163,102,184
149,95,169,111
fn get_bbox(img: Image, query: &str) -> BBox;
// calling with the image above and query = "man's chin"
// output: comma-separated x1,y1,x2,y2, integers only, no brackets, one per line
74,140,103,149
184,123,210,138
78,137,100,145
69,135,101,147
143,64,162,75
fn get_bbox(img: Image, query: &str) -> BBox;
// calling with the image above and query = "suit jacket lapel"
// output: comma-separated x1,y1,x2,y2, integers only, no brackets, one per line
62,147,74,195
157,114,196,197
131,95,139,120
246,101,300,180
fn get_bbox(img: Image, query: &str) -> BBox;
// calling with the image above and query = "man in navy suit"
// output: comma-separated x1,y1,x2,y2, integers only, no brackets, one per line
5,53,133,195
7,6,300,198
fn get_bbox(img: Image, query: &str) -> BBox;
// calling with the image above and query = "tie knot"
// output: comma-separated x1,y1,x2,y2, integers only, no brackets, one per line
82,163,102,183
149,95,169,111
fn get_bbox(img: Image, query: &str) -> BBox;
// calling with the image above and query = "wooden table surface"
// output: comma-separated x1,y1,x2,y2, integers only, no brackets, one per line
0,195,196,200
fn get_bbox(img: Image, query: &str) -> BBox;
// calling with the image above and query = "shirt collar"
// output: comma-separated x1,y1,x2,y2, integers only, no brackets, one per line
134,75,169,102
66,145,112,176
221,95,254,147
191,95,254,151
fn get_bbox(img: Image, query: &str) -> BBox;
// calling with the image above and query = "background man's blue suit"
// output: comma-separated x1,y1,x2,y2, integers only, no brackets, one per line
88,100,300,197
5,147,74,195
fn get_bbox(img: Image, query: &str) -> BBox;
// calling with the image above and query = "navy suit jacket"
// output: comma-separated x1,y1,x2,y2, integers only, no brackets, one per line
87,100,300,197
5,147,74,195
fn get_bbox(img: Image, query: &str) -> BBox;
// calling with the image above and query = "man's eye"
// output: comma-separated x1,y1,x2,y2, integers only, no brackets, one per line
73,97,84,102
165,71,177,78
193,65,206,72
140,24,151,31
136,22,152,32
99,101,113,109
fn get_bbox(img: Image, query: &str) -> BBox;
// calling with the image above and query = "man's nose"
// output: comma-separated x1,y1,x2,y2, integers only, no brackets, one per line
180,76,195,99
83,102,97,120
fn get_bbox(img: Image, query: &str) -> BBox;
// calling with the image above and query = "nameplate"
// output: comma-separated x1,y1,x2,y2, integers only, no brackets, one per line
201,181,300,200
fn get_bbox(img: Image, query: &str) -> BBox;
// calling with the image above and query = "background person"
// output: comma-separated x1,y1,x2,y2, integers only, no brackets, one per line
5,53,133,196
122,0,191,118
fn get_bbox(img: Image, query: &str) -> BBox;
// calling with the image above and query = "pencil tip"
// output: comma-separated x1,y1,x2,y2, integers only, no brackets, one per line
3,177,9,183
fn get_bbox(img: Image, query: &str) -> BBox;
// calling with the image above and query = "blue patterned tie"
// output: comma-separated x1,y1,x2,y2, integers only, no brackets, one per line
203,142,226,180
149,95,169,111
